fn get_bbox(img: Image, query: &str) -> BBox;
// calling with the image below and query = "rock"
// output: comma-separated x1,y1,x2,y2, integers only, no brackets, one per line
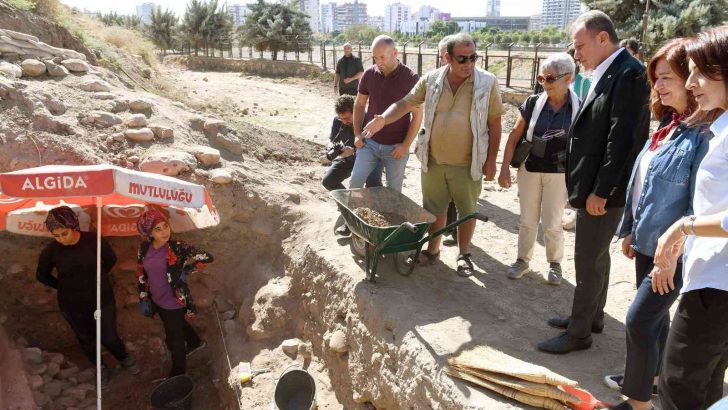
281,338,302,356
20,59,46,77
59,366,79,380
80,110,122,127
329,330,348,353
111,132,126,142
77,368,95,384
109,99,129,113
139,150,196,176
562,209,577,230
246,277,294,341
192,146,221,167
221,310,235,321
298,342,312,359
45,361,60,377
57,396,79,408
214,132,244,156
42,97,66,115
28,374,44,390
124,114,147,127
23,347,43,364
61,59,89,73
44,60,68,77
45,352,65,365
128,98,153,112
0,61,22,78
65,385,88,401
124,128,154,142
214,296,233,312
43,380,64,398
149,124,173,139
125,341,137,352
203,119,227,138
7,263,24,276
33,391,49,407
92,92,115,100
209,168,232,184
33,112,74,135
128,155,140,163
79,78,111,92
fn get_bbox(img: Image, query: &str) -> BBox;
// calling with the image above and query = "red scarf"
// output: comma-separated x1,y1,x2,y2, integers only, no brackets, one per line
649,110,689,151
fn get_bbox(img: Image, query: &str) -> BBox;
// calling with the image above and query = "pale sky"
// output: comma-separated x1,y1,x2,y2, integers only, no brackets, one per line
60,0,544,18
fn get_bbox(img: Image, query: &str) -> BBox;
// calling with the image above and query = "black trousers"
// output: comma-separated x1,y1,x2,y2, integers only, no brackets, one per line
322,157,382,191
622,252,682,401
659,288,728,410
155,304,202,377
567,208,623,338
62,305,128,366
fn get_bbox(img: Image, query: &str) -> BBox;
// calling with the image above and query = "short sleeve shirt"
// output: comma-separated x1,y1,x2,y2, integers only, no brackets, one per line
358,62,419,145
405,70,504,166
335,55,364,93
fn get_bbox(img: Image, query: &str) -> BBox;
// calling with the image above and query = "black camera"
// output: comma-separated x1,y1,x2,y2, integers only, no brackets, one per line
326,141,346,161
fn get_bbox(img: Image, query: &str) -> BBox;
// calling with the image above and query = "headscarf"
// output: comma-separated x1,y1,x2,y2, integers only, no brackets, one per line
45,206,80,232
136,208,168,238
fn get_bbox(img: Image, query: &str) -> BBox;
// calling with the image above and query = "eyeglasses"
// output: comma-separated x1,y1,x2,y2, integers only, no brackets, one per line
454,53,480,64
537,73,569,84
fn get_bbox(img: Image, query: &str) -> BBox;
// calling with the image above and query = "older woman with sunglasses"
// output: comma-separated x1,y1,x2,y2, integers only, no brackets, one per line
651,27,728,410
602,38,711,410
499,52,580,285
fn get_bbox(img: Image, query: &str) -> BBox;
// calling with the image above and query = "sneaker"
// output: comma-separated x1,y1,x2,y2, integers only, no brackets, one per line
121,355,140,375
507,259,529,279
604,374,658,395
442,237,458,247
335,224,351,236
186,341,207,357
547,263,562,285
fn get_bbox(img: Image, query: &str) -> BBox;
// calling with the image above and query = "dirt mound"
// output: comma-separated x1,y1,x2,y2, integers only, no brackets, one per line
0,0,96,65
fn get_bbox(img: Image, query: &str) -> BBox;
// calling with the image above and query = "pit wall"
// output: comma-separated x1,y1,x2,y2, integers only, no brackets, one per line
0,326,35,410
164,55,324,78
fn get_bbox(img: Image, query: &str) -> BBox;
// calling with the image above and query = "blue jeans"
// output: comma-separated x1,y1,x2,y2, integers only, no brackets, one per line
349,139,408,192
622,252,683,401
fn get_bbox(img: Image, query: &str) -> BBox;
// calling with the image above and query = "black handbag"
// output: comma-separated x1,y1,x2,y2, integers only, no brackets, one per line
510,137,533,168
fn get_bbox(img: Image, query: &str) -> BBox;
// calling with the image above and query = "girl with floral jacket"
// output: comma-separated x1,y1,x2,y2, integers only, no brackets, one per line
136,208,214,377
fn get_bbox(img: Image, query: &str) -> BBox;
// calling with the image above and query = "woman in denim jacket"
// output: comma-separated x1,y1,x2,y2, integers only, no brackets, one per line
604,39,711,410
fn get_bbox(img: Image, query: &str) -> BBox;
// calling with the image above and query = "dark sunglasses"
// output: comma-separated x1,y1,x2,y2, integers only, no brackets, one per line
454,53,480,64
537,72,569,84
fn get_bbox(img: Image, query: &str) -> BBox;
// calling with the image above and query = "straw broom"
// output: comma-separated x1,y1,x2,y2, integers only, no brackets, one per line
446,367,569,410
449,363,581,404
448,346,578,386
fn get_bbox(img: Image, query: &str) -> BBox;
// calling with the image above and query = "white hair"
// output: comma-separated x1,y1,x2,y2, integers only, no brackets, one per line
343,42,352,49
438,35,454,53
540,52,576,78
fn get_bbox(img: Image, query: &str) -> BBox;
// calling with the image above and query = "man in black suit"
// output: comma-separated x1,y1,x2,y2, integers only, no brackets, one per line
538,10,650,354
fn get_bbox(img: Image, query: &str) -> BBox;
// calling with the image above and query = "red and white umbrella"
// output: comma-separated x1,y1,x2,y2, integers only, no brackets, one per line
0,164,220,408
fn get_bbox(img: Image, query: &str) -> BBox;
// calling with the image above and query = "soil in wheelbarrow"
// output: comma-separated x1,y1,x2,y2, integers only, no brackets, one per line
353,208,407,227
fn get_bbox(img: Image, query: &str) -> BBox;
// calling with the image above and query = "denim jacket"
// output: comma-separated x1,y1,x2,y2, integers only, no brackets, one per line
617,121,711,256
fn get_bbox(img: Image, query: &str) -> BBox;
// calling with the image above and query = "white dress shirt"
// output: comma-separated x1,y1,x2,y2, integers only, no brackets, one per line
585,47,625,102
682,110,728,293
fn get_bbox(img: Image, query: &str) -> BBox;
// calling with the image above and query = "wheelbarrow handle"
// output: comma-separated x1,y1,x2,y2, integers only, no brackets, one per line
401,222,417,232
474,212,489,223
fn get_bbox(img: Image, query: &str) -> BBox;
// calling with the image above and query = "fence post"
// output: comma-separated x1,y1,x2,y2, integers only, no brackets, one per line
402,41,410,66
484,43,491,70
357,41,363,59
417,40,425,76
506,43,514,88
532,42,542,89
249,44,252,59
308,42,313,63
332,42,337,68
322,41,327,70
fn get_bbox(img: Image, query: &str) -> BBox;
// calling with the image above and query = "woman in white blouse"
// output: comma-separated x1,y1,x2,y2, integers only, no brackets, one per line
652,26,728,410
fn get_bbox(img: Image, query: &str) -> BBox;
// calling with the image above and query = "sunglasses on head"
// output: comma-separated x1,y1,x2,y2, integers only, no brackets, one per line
537,72,569,84
454,53,480,64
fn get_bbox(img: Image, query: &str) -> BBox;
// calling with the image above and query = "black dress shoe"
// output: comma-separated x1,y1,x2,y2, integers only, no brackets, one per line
547,315,604,333
537,332,592,354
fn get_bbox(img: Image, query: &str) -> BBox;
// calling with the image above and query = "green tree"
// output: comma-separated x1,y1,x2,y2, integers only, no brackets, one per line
148,6,177,55
239,0,313,60
343,24,382,43
581,0,727,51
179,0,233,56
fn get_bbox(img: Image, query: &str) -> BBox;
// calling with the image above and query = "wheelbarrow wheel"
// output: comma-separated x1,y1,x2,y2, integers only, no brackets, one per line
350,234,367,257
393,252,414,276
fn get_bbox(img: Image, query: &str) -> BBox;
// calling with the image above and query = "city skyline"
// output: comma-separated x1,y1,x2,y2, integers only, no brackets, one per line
59,0,543,18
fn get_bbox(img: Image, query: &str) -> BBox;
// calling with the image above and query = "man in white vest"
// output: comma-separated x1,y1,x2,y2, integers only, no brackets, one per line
362,33,503,276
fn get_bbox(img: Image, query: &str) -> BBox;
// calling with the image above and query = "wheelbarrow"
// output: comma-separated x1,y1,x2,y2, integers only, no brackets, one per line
330,187,489,281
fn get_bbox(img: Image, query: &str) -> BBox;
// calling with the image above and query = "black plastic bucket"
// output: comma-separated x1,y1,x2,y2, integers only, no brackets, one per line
273,367,316,410
150,375,194,410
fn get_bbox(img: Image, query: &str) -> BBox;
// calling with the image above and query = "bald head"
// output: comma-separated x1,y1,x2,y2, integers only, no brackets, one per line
371,35,396,50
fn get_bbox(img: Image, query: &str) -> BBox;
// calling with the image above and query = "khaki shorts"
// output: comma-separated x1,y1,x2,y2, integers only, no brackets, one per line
421,160,482,216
